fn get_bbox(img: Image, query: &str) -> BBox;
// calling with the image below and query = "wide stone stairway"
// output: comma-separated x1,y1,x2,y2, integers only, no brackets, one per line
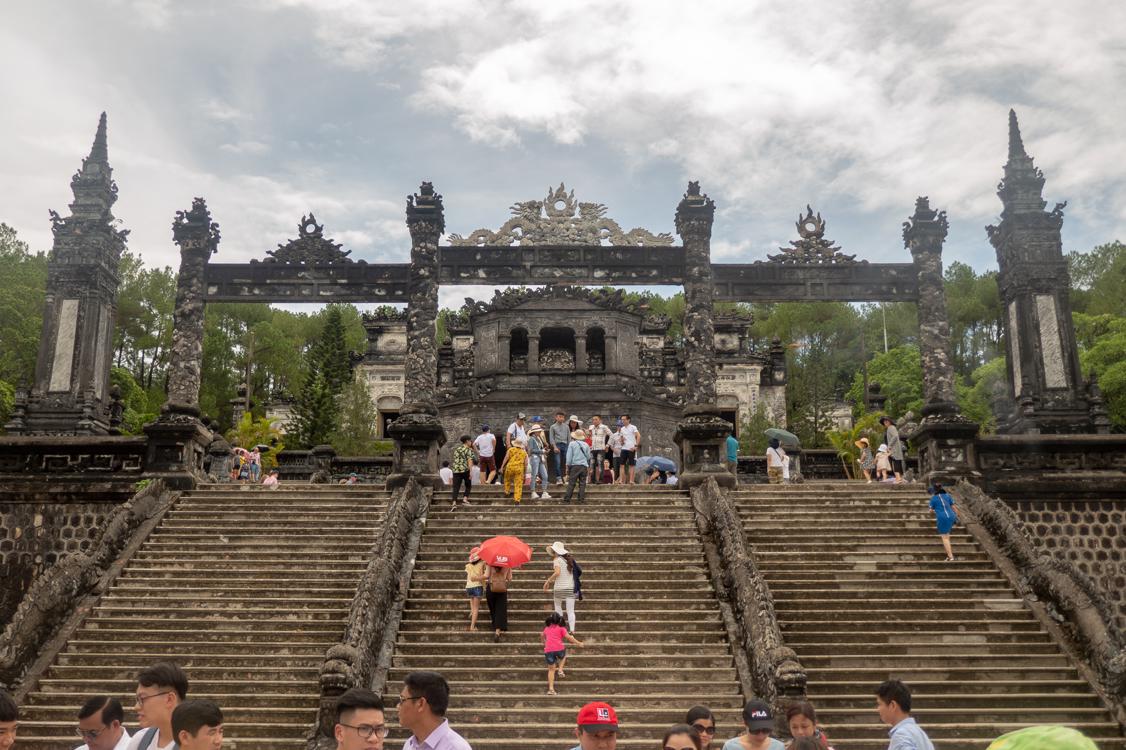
387,484,744,748
734,483,1125,750
15,483,388,750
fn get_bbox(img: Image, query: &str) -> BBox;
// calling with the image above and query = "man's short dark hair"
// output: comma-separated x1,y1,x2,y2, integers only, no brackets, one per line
876,679,912,713
0,691,17,722
403,671,450,716
335,688,384,725
459,435,472,444
171,700,222,738
78,696,124,725
137,661,189,700
621,414,630,420
556,411,566,417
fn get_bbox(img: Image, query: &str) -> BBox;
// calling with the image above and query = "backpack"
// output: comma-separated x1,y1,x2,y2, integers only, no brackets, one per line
571,558,584,601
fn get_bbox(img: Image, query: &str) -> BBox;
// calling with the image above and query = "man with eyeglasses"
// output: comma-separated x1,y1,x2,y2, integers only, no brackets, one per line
396,671,471,750
124,662,188,750
0,690,17,750
75,696,130,750
334,688,387,750
569,702,618,750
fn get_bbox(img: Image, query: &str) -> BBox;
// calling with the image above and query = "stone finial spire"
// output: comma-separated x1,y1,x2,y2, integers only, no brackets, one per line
90,111,109,163
1007,108,1027,160
65,111,118,221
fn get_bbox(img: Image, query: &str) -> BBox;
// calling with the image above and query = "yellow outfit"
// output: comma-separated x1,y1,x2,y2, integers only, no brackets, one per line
465,560,487,588
503,446,528,503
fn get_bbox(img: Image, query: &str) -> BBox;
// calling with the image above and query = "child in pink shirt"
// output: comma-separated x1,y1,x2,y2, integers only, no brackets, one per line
542,612,583,695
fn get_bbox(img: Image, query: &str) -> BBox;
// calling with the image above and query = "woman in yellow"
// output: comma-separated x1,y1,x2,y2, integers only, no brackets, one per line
500,437,529,504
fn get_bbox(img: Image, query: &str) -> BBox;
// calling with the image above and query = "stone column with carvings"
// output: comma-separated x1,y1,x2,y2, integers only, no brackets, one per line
527,333,540,373
903,197,979,485
387,182,447,488
988,110,1093,434
11,113,128,435
673,182,734,489
143,197,220,488
574,334,587,373
497,332,511,375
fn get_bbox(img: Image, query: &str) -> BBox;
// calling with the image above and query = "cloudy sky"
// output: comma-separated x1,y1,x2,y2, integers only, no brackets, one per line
3,0,1124,308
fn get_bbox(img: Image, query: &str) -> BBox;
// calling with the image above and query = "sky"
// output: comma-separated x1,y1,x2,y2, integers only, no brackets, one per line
2,0,1124,310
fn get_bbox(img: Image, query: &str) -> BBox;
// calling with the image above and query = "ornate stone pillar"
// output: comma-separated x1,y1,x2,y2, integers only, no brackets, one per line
144,198,220,488
574,334,587,373
388,182,447,488
527,333,540,373
988,110,1094,434
11,113,127,435
497,332,511,375
673,182,734,489
903,197,979,485
605,332,618,373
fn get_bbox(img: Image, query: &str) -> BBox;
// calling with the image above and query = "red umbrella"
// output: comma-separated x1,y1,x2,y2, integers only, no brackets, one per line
477,535,533,568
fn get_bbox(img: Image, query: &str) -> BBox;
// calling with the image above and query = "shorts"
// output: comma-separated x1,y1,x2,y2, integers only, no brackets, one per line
466,586,483,598
620,449,636,466
544,649,567,665
479,456,496,472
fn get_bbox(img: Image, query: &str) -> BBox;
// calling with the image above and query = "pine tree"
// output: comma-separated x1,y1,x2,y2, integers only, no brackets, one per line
288,307,354,448
330,378,381,456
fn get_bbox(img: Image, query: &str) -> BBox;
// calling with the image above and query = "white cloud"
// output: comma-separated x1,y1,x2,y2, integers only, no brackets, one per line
219,140,271,155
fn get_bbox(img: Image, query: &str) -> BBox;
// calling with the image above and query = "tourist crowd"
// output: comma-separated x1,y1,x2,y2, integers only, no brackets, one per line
0,670,1093,750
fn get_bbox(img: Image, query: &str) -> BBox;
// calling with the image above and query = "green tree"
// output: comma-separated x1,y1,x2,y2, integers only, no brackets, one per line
227,413,285,470
826,412,884,479
287,306,355,448
0,379,13,429
846,345,924,418
330,378,381,455
1076,314,1126,428
114,250,176,389
0,223,48,387
738,402,772,455
1069,241,1126,316
956,357,1008,434
109,366,157,434
943,262,1003,379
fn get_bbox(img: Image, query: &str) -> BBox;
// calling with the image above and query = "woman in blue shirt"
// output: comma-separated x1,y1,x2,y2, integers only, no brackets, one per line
928,483,959,562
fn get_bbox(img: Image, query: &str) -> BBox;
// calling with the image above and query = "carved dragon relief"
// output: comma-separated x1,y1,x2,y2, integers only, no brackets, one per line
764,205,863,265
448,183,675,246
266,214,352,264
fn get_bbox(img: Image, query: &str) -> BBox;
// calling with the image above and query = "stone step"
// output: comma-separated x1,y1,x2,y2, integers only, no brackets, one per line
35,678,320,694
120,560,370,571
400,603,722,617
392,641,734,657
396,620,726,634
782,641,1063,655
21,704,318,723
54,652,324,668
26,691,318,708
395,631,728,645
98,593,353,607
806,679,1101,696
384,665,738,681
63,640,330,655
772,599,1029,613
785,630,1052,644
45,665,319,680
120,568,363,581
14,720,309,739
67,629,343,644
803,666,1082,681
392,652,735,669
810,691,1107,709
80,615,349,630
112,580,359,593
769,577,1010,589
90,604,347,620
780,619,1044,632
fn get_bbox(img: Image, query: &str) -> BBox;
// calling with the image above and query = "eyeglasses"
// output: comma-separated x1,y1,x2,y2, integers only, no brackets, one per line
134,691,172,706
691,724,716,735
396,695,423,707
76,727,104,740
339,722,389,740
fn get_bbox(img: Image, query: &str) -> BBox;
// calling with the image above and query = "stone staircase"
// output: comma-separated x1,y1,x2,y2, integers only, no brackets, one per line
387,484,745,748
15,483,388,750
734,483,1125,750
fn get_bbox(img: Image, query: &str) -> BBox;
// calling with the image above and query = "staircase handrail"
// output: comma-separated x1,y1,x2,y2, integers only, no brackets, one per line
689,477,806,704
953,480,1126,708
309,477,429,747
0,479,174,690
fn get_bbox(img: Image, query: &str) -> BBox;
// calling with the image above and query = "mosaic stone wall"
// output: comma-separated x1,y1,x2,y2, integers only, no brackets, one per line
0,500,119,628
1009,499,1126,632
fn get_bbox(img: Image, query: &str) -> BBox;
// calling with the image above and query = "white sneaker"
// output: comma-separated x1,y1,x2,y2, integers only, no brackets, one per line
531,492,540,499
540,491,552,499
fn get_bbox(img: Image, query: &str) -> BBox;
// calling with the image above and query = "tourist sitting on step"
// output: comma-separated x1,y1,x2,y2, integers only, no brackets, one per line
170,700,223,750
0,691,18,750
875,679,934,750
785,702,835,750
569,701,619,750
685,706,717,750
332,688,388,750
75,696,131,750
722,699,784,750
126,661,188,750
439,461,453,486
663,724,704,750
542,611,584,695
262,469,279,488
396,671,471,750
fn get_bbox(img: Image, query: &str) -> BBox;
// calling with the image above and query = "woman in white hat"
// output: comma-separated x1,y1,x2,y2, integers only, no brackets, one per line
527,424,552,500
543,540,578,634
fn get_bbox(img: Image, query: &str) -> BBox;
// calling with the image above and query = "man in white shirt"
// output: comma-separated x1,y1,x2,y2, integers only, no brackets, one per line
76,696,131,750
617,414,641,484
439,461,453,485
505,413,528,448
586,415,612,484
125,662,187,750
473,426,497,484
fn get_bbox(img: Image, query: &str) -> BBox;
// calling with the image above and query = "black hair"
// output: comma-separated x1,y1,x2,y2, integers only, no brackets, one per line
562,552,575,573
662,724,702,750
442,460,450,467
621,414,631,420
78,696,124,725
403,671,450,716
171,700,222,738
684,705,715,726
769,438,780,449
929,483,945,495
876,679,912,713
137,661,188,700
556,411,566,417
459,435,472,444
335,688,384,725
545,611,564,627
0,691,17,722
790,739,822,750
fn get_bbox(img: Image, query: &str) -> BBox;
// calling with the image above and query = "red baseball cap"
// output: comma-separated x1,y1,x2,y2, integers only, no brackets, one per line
576,702,618,731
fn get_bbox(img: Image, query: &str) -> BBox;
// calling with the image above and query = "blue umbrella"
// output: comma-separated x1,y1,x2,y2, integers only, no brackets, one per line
636,455,677,473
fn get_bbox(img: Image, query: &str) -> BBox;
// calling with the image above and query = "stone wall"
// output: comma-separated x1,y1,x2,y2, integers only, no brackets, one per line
0,497,120,628
1008,498,1126,633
